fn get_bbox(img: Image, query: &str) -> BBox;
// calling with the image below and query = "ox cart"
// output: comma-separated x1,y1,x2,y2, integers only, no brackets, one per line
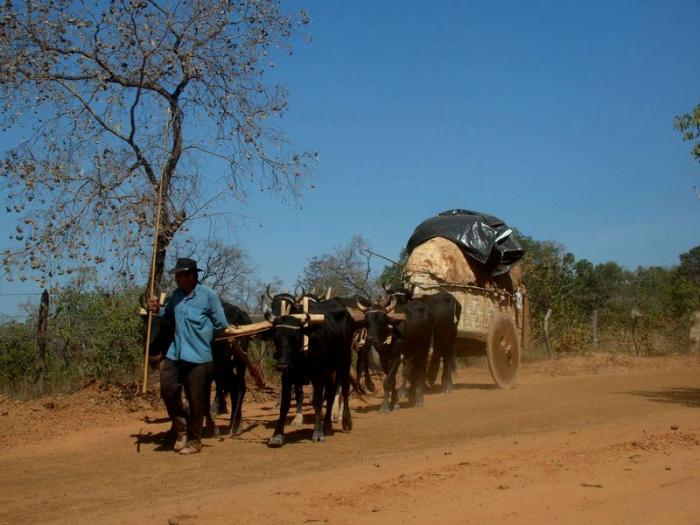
403,210,529,389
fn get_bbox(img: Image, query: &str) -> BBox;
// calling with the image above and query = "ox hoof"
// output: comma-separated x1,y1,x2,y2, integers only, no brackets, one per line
312,430,325,442
342,416,353,432
443,385,454,394
204,423,220,439
379,404,391,414
267,434,285,448
290,414,304,427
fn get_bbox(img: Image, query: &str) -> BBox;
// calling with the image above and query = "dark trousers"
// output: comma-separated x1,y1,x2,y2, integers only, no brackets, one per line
160,358,213,443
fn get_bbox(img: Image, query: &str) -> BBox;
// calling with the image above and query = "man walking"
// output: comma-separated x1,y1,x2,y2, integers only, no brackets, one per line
149,258,228,455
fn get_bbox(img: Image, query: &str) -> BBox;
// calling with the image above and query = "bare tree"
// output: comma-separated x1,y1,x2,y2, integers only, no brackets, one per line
166,237,262,310
296,235,380,299
0,0,315,291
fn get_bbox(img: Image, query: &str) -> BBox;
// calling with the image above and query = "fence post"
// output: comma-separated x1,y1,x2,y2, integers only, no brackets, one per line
591,308,598,349
34,289,49,394
544,308,554,358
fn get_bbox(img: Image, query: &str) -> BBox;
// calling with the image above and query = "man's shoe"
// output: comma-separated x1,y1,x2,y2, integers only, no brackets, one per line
179,440,202,455
173,432,188,452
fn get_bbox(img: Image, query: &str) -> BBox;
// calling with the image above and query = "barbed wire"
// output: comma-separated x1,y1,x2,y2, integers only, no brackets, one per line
0,292,48,297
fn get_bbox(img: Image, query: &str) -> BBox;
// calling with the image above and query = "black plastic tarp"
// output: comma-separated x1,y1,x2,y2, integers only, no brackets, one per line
406,209,524,277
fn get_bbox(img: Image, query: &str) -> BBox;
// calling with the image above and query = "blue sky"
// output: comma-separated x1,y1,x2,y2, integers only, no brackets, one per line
233,0,700,283
1,0,699,309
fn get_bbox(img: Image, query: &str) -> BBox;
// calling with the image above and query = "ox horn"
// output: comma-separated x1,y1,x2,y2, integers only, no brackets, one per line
264,308,277,323
356,299,368,312
379,293,392,308
325,287,333,300
265,284,274,301
386,296,397,313
294,286,305,302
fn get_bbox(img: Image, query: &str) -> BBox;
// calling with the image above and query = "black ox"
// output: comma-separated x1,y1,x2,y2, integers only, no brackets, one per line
359,295,432,412
380,286,461,394
263,297,354,447
264,287,309,427
359,289,460,412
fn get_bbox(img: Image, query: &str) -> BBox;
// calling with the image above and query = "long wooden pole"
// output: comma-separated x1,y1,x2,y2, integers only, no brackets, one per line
140,109,169,395
141,172,166,394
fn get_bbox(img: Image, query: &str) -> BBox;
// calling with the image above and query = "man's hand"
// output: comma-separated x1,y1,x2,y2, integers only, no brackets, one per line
147,297,160,314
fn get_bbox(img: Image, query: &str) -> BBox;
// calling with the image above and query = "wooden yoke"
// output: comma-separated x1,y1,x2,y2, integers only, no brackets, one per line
346,307,365,324
214,313,325,342
302,297,310,351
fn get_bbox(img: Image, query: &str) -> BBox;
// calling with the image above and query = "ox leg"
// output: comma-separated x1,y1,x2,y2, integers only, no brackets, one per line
268,375,292,448
341,374,353,431
204,377,220,438
434,325,456,393
312,379,326,442
397,359,410,400
214,380,228,415
380,355,401,414
229,364,246,436
441,338,456,394
323,380,336,436
331,386,342,423
427,345,441,389
362,344,376,393
413,354,427,408
291,383,304,427
354,348,366,394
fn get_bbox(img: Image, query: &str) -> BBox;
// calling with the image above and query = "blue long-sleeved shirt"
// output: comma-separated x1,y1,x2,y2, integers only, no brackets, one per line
160,284,228,364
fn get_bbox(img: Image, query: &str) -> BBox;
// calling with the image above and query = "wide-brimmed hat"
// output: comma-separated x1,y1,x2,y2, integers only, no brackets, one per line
168,257,203,274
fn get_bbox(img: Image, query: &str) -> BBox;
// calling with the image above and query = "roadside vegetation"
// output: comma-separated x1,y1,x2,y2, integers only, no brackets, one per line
1,236,698,398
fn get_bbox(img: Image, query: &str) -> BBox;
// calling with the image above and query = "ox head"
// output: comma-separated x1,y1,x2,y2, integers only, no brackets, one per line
263,284,305,316
382,282,413,306
263,310,311,372
356,296,403,351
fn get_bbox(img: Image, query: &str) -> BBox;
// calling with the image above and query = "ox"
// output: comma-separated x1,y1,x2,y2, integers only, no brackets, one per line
264,298,354,447
211,303,252,436
264,287,308,427
358,296,432,412
381,285,461,394
423,291,461,393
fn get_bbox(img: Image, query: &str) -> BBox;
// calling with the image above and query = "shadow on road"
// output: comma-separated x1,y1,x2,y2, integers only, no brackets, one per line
626,387,700,408
131,430,173,452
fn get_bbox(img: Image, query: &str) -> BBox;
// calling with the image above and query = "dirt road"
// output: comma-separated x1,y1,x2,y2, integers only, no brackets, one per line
2,355,700,524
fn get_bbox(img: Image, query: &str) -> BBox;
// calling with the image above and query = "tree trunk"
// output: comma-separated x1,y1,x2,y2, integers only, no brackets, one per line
591,309,598,349
544,308,554,358
146,223,172,296
34,289,49,394
521,294,532,352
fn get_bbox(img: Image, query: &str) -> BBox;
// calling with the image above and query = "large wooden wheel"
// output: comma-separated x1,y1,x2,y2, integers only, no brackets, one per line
486,312,520,388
